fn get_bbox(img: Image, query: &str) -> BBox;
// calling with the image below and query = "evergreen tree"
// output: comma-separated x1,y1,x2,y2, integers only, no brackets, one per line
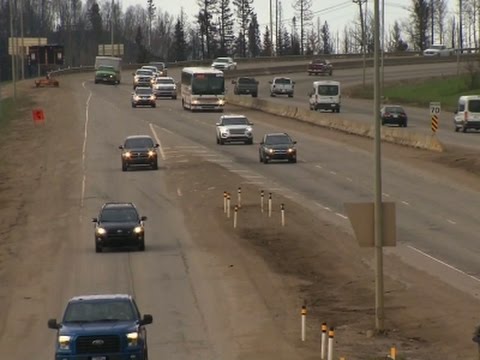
247,13,261,57
292,0,313,54
217,0,235,55
88,2,103,42
320,21,333,54
262,26,273,56
233,0,253,57
147,0,156,49
290,17,300,55
410,0,430,50
135,25,148,63
197,0,218,58
388,21,408,52
173,18,188,61
281,28,291,55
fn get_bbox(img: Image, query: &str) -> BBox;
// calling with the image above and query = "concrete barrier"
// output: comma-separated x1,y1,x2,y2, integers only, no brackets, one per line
226,95,444,152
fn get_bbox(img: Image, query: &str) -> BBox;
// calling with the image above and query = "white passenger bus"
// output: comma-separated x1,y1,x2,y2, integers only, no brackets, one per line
181,67,225,111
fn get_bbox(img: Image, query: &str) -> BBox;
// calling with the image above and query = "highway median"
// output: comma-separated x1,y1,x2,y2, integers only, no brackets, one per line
226,94,444,152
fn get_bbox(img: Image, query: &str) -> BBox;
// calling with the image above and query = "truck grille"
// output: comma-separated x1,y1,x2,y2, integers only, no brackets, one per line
229,129,246,135
76,335,121,354
106,228,133,240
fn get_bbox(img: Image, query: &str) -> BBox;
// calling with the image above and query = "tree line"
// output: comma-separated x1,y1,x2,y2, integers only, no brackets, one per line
0,0,476,81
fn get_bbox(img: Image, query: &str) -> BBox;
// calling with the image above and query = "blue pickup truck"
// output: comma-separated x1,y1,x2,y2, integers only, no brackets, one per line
48,294,153,360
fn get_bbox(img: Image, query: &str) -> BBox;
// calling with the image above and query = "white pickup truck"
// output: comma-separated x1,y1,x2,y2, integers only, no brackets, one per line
423,44,454,57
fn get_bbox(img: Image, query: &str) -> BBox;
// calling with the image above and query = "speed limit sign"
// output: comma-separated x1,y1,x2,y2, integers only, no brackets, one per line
430,102,441,115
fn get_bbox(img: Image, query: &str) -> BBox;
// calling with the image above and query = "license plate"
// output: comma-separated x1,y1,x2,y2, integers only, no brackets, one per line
245,90,250,93
281,89,285,92
393,115,398,118
92,357,106,360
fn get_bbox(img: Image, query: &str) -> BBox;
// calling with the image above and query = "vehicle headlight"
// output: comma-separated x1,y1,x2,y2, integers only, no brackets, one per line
246,127,252,132
134,96,140,101
192,100,199,104
127,332,139,346
173,85,177,90
58,335,71,350
218,99,225,105
150,79,154,84
150,95,155,100
123,151,131,158
266,148,274,154
148,150,155,157
134,226,143,234
96,227,106,235
109,74,113,78
288,148,295,153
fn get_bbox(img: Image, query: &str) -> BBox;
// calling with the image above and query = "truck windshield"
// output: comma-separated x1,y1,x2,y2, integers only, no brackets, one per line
192,73,224,95
318,85,339,96
98,66,115,72
63,300,136,322
100,208,139,222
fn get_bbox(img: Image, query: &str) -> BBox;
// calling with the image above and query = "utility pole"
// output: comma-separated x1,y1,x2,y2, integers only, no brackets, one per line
111,0,114,56
353,0,367,87
20,0,25,80
373,0,384,332
9,0,17,101
430,0,434,45
275,0,279,56
270,0,273,56
380,0,384,98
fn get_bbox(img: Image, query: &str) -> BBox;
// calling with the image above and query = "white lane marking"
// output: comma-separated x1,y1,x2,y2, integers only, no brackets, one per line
407,245,480,283
177,188,183,197
242,181,264,185
243,175,264,178
176,145,205,149
315,202,332,211
346,177,353,182
447,219,457,225
315,165,323,169
335,212,348,219
160,127,174,135
230,169,250,173
401,200,410,206
149,123,166,160
80,82,92,209
329,171,337,175
383,193,390,197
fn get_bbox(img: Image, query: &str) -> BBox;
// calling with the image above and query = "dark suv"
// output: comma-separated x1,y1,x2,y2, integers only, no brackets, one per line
259,132,297,164
48,294,153,360
119,135,159,171
93,202,147,252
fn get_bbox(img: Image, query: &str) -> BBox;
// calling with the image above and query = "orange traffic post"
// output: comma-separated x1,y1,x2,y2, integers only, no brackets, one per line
227,193,231,218
301,305,307,341
281,203,285,226
237,187,242,208
223,191,227,213
321,322,327,359
390,346,396,359
268,192,272,217
327,327,334,360
260,190,264,213
233,205,238,228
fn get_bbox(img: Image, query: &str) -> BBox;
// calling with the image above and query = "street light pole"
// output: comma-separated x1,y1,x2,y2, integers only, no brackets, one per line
111,0,114,56
380,0,384,99
9,0,17,101
373,0,384,332
270,0,273,56
20,0,25,80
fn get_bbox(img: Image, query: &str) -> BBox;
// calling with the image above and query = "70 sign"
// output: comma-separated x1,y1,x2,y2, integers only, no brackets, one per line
430,102,441,115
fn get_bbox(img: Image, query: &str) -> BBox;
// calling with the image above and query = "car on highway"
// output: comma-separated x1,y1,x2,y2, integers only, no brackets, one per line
259,132,297,164
216,114,254,145
269,77,295,97
309,80,341,112
423,44,454,56
48,294,153,360
307,58,333,76
141,65,161,78
131,87,156,108
211,57,237,71
232,77,259,97
92,202,147,252
119,135,159,171
132,68,155,89
454,95,480,132
153,76,177,99
94,65,118,85
149,61,168,76
380,105,408,127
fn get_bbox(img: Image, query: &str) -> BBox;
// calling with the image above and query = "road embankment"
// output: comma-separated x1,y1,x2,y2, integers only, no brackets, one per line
226,95,444,152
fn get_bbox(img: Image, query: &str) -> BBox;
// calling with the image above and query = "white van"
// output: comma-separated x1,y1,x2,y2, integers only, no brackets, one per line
308,80,341,113
454,95,480,132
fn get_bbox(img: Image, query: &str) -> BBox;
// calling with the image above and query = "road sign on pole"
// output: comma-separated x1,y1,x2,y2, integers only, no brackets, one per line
430,102,441,133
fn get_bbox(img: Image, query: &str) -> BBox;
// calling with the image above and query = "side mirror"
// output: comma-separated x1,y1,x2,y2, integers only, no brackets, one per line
293,141,297,144
141,216,148,221
454,110,458,114
249,122,254,125
154,144,159,148
48,319,59,329
260,141,264,145
268,81,272,84
293,81,296,84
308,92,313,97
231,80,236,84
256,81,259,84
141,314,153,325
92,218,98,223
118,145,124,149
132,72,135,76
216,122,221,126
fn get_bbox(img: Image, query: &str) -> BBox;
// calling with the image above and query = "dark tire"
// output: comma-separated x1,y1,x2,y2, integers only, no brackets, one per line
152,162,158,170
252,93,258,98
247,139,253,145
259,153,263,162
172,95,177,100
95,244,102,253
288,94,293,98
219,138,225,145
138,241,145,251
462,126,468,133
132,104,136,108
270,93,275,97
122,162,128,172
152,103,156,108
455,126,460,132
263,157,268,164
289,158,297,163
216,137,220,144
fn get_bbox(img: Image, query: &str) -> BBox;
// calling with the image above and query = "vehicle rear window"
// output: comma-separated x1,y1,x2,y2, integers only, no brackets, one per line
63,300,136,322
385,106,404,113
125,137,154,148
468,100,480,112
313,59,327,64
100,208,139,222
274,78,291,84
317,85,339,96
238,78,256,84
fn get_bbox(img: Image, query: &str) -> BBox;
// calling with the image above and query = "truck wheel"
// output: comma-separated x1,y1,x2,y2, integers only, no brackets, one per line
252,93,258,98
138,241,145,251
95,244,102,253
288,94,293,98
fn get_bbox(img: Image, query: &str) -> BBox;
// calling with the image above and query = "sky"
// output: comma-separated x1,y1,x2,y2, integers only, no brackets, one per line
120,0,457,37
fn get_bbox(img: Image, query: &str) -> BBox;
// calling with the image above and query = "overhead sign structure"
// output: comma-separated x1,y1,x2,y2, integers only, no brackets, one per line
98,44,124,56
8,37,47,55
344,202,396,247
430,102,441,133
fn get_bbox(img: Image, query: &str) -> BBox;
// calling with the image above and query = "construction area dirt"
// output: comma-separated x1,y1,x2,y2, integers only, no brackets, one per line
1,75,480,359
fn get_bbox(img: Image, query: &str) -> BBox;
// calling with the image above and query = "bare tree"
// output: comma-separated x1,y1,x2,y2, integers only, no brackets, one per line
408,0,430,51
146,0,156,49
292,0,312,55
433,0,448,44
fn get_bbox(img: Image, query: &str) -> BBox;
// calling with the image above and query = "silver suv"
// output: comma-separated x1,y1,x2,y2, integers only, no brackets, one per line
216,114,254,145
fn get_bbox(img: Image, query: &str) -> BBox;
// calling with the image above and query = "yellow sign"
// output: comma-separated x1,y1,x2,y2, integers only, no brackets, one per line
8,37,47,55
431,114,439,132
